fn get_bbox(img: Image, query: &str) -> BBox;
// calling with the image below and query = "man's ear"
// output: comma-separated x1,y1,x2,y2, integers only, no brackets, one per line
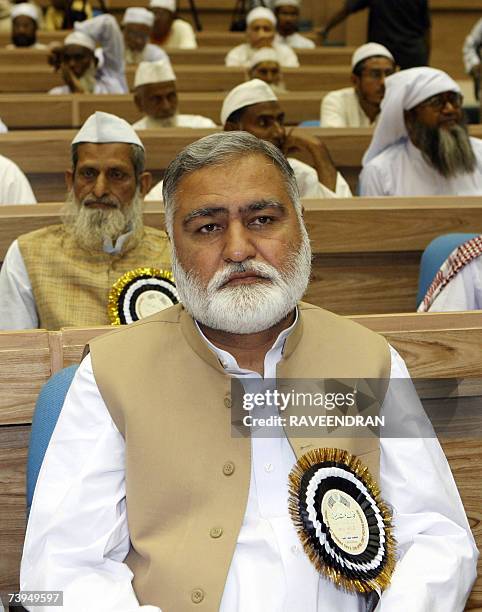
139,171,152,197
350,73,359,88
224,120,240,132
65,169,73,191
134,90,143,113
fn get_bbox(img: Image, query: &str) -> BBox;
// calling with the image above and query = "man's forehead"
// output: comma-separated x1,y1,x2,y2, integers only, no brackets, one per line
246,100,283,118
419,89,456,104
75,142,133,165
64,44,91,56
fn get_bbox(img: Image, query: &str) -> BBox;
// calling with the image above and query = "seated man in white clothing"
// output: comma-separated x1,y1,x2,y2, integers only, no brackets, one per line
133,59,216,129
462,17,482,99
149,0,197,49
247,48,286,93
20,131,477,612
418,235,482,312
225,7,299,68
8,3,46,48
0,154,36,204
122,7,170,65
360,67,482,196
273,0,315,49
48,14,127,94
320,43,395,128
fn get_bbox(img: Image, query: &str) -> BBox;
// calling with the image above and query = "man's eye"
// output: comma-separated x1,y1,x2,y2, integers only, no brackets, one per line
81,168,96,178
250,216,272,226
110,170,126,180
199,223,220,234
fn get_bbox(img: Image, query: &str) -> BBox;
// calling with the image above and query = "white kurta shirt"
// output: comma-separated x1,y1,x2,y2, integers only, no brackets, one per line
427,256,482,311
132,114,216,130
0,231,132,330
225,42,299,67
0,154,36,204
462,17,482,74
161,19,197,49
320,87,375,128
274,32,315,49
360,137,482,197
125,43,170,65
20,315,477,611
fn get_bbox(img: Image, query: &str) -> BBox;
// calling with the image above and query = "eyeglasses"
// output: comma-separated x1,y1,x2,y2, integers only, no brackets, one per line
361,68,395,80
418,92,463,111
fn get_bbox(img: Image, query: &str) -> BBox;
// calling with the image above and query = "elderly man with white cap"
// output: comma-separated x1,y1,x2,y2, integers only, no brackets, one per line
149,0,197,49
48,14,127,94
321,43,395,128
273,0,315,49
0,111,172,330
222,78,350,198
225,7,299,68
122,7,170,65
360,67,482,196
7,3,46,49
247,47,286,93
133,59,216,129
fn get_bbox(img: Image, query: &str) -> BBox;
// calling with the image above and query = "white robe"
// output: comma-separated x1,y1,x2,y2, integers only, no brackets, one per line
0,154,36,205
132,114,216,130
360,137,482,197
320,87,375,128
225,42,299,67
161,19,197,49
427,256,482,311
19,318,478,612
274,32,315,49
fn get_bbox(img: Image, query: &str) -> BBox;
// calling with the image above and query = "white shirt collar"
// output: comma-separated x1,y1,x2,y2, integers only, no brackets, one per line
102,229,133,254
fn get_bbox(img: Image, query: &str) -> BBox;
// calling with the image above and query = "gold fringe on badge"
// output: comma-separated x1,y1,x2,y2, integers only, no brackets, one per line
288,447,396,594
108,268,175,325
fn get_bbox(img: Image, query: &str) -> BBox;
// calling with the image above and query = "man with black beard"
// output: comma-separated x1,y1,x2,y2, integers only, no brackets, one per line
360,67,482,196
7,3,46,49
0,112,171,330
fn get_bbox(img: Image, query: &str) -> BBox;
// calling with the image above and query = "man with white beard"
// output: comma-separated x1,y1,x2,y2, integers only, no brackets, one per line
360,67,482,196
0,111,171,330
21,132,477,612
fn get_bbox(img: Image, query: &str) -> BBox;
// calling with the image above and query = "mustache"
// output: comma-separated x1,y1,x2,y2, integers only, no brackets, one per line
82,195,120,208
207,261,280,292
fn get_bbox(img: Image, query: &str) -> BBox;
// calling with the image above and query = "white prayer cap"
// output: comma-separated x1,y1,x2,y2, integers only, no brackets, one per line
72,111,144,150
246,7,276,26
273,0,300,8
149,0,176,12
248,47,279,69
122,7,154,27
64,30,96,51
11,3,38,22
363,67,461,165
134,59,176,88
221,78,277,125
351,43,394,69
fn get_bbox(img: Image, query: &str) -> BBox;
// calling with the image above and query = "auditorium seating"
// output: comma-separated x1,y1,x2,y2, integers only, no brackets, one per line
1,312,481,605
1,198,482,315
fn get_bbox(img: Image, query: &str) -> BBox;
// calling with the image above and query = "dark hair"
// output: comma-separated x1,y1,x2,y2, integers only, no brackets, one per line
71,142,145,183
225,105,250,125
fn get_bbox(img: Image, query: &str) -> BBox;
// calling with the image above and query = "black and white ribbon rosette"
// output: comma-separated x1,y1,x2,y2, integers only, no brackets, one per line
108,268,179,325
288,448,395,594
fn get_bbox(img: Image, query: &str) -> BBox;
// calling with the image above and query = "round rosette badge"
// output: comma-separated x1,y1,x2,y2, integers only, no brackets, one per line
288,448,395,594
108,268,179,325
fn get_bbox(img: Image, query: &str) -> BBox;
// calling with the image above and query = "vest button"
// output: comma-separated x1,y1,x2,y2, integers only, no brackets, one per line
224,394,232,408
191,588,204,604
222,461,235,476
210,526,223,538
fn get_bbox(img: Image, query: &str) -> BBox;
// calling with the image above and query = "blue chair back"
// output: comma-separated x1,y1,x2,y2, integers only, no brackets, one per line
298,120,320,127
417,233,478,307
26,365,78,514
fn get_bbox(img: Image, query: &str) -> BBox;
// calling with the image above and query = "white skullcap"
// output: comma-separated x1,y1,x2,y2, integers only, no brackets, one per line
273,0,299,8
11,3,38,22
64,30,96,51
122,7,154,26
221,78,277,125
363,67,461,165
134,59,176,87
149,0,176,12
248,47,279,69
351,43,394,69
72,111,144,150
246,7,276,26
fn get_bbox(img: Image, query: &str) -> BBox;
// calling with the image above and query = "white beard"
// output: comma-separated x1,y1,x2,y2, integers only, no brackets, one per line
171,223,312,334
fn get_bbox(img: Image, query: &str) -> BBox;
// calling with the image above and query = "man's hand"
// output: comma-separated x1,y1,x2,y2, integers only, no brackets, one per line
283,131,338,191
61,65,85,93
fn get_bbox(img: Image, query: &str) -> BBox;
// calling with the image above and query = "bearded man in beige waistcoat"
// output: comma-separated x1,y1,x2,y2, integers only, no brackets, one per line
21,132,477,612
0,111,171,330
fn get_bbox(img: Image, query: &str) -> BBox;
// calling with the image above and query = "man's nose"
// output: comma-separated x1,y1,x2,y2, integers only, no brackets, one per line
93,173,109,198
271,121,284,139
222,223,257,263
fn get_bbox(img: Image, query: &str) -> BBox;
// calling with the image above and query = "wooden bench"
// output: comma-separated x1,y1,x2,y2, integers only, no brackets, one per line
0,92,325,129
2,198,482,315
2,126,482,201
1,312,481,607
0,65,352,93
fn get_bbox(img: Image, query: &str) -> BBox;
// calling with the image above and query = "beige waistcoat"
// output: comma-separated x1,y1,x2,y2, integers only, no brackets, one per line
18,224,171,330
89,302,391,611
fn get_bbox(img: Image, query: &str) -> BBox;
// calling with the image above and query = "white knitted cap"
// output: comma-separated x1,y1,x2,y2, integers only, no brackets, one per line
122,7,155,26
351,43,394,69
64,30,96,51
248,47,279,69
246,7,276,26
149,0,176,12
134,59,176,87
221,78,277,125
72,111,144,150
11,3,39,22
